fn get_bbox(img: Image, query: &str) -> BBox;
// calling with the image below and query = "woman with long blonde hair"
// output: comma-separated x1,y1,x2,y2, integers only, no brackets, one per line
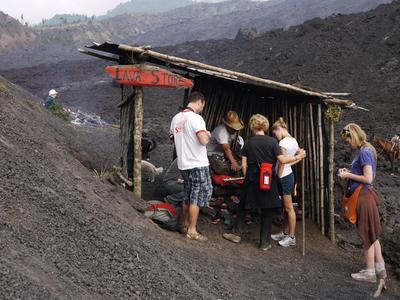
270,118,304,247
338,123,386,285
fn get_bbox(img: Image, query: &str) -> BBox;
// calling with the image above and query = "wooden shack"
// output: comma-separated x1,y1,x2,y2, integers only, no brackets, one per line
80,42,359,245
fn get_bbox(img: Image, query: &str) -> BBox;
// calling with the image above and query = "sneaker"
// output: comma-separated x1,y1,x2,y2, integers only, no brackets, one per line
271,231,286,241
351,270,376,283
259,243,272,251
222,233,241,243
278,235,296,247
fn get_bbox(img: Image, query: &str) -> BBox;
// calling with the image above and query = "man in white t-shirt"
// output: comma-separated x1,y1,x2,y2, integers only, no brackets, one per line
207,110,244,173
170,92,212,242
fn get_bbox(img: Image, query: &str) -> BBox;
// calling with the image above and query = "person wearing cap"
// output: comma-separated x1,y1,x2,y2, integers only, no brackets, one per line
44,89,59,109
208,110,244,173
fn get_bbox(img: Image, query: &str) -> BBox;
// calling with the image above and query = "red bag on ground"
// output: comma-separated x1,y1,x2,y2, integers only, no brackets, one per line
259,162,273,190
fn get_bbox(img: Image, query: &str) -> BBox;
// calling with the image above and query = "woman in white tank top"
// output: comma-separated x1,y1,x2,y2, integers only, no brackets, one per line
270,118,305,247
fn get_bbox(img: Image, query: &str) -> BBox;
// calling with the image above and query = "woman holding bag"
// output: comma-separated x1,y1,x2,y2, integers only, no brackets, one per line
223,114,305,250
338,123,387,284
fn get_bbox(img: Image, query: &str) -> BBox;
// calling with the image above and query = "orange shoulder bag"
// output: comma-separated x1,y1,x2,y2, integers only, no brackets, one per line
341,184,363,224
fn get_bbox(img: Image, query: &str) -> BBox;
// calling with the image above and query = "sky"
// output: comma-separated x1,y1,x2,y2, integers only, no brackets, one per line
1,0,133,24
1,0,245,25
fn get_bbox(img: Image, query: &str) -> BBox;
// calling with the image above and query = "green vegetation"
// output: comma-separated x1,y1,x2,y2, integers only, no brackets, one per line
325,105,342,122
98,0,193,20
40,14,92,27
0,82,11,96
49,103,70,121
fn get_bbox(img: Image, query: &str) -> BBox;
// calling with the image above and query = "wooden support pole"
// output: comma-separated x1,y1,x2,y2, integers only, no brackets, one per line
304,104,314,220
310,104,318,224
328,119,336,243
133,87,144,199
302,158,306,256
318,104,325,235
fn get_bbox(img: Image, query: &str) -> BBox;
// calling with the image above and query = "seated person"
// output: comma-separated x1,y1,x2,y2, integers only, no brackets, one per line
163,158,184,206
208,111,244,175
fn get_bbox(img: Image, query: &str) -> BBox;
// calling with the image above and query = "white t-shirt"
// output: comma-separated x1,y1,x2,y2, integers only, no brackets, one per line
170,111,209,170
207,124,244,154
279,136,299,178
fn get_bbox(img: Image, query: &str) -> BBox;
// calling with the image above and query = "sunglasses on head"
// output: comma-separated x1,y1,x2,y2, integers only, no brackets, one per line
341,128,351,137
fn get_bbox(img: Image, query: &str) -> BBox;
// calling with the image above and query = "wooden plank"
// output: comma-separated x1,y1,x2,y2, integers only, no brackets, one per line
117,44,353,106
105,64,193,88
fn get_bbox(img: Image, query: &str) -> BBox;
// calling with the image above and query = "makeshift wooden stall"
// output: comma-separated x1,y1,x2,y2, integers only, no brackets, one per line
80,42,361,250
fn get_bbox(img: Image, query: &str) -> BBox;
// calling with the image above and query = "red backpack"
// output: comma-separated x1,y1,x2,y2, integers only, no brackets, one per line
144,201,179,231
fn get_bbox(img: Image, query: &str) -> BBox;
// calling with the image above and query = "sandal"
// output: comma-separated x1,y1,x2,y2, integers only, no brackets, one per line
186,232,208,242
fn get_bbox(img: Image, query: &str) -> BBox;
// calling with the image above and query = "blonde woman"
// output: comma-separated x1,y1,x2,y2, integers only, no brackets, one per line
270,118,304,247
223,114,305,250
338,123,386,284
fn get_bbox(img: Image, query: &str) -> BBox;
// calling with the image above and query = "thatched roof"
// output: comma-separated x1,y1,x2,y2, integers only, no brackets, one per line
79,42,357,107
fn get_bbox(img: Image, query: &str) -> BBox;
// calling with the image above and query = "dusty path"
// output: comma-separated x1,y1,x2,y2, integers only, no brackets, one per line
1,76,399,299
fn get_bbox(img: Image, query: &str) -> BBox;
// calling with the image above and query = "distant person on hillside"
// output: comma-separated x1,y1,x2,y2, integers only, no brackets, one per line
44,89,58,109
208,110,244,175
270,118,305,248
170,91,212,242
338,123,387,285
43,89,70,121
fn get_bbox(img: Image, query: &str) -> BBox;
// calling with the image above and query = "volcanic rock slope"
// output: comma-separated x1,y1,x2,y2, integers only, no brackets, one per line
165,0,400,133
1,76,400,299
0,0,392,68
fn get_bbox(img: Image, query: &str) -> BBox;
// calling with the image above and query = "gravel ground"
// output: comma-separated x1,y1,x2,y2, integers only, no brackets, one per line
1,1,400,298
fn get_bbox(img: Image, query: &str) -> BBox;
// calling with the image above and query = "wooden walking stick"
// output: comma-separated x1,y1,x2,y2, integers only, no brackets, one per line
302,157,306,256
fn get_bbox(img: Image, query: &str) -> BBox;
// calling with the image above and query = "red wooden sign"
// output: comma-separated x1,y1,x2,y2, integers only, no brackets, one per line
105,64,193,88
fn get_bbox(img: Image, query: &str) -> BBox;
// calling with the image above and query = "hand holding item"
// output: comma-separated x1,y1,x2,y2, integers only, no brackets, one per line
296,148,306,160
231,161,242,172
206,130,212,138
337,168,350,179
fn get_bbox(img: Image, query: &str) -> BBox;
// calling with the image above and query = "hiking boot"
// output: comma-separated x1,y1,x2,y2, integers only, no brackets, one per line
278,235,296,247
351,270,376,283
222,233,241,243
259,243,272,251
271,231,286,241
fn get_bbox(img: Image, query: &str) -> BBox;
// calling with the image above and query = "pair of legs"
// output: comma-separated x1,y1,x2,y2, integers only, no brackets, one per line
364,239,385,270
180,166,212,239
282,194,296,237
231,199,275,246
182,202,201,235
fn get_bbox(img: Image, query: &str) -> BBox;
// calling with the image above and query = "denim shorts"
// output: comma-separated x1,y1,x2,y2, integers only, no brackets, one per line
181,166,212,207
280,173,294,196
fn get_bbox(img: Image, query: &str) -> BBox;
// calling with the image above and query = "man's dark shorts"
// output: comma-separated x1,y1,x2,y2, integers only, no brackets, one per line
181,166,212,207
280,173,294,196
